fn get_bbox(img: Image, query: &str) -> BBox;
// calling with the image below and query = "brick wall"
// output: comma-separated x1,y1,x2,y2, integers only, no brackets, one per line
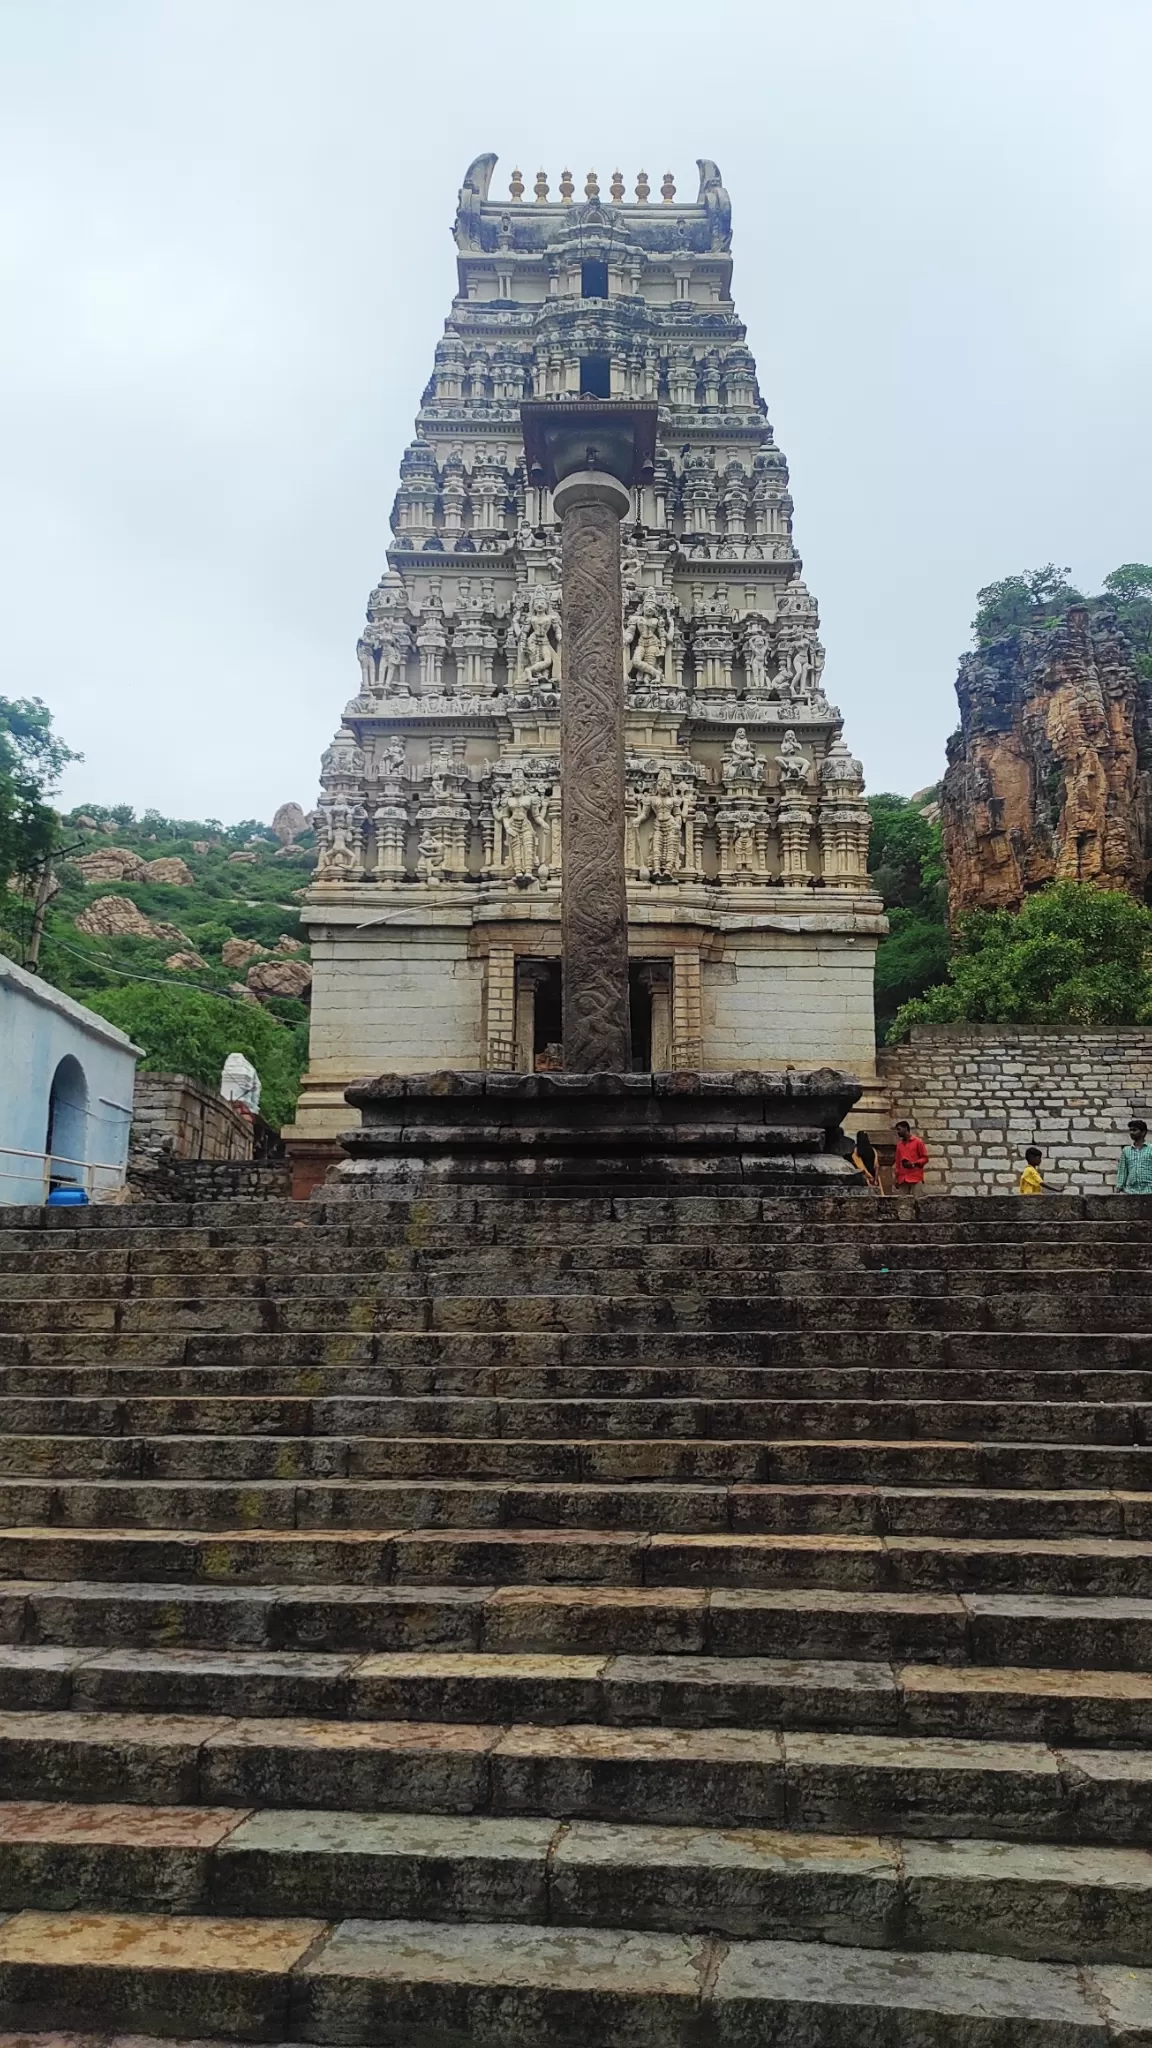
877,1027,1152,1193
131,1073,254,1163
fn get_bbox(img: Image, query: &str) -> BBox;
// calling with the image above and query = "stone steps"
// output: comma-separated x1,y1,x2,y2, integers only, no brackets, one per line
4,1703,1152,1843
5,1522,1152,1596
7,1579,1152,1670
8,1327,1152,1372
8,1258,1152,1298
2,1195,1152,2039
8,1432,1152,1492
2,1798,1152,1964
8,1393,1149,1442
8,1640,1152,1744
5,1474,1152,1540
8,1292,1152,1333
3,1909,1149,2044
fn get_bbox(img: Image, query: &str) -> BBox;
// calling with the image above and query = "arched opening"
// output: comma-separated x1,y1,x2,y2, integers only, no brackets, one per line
45,1055,88,1186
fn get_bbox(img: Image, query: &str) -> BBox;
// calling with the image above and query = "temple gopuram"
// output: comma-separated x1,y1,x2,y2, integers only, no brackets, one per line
285,156,885,1187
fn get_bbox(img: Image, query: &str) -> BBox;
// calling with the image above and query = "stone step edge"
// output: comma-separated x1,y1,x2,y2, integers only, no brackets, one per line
0,1911,1146,2041
0,1801,1150,1963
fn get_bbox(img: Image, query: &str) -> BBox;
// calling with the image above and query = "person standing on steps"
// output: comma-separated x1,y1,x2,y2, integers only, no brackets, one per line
893,1119,929,1193
1116,1118,1152,1194
850,1131,885,1194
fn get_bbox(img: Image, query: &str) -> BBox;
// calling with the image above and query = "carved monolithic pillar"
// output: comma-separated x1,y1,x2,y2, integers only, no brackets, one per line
554,469,633,1071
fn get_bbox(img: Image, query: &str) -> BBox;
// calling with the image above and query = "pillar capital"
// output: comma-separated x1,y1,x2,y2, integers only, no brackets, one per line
552,469,631,522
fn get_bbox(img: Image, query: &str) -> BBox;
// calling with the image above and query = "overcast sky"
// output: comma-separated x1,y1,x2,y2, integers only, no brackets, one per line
2,0,1149,823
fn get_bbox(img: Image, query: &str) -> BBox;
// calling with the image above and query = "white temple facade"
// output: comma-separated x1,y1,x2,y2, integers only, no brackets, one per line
285,157,885,1178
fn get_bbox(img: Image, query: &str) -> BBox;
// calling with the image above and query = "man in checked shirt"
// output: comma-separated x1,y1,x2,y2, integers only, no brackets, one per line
1116,1118,1152,1194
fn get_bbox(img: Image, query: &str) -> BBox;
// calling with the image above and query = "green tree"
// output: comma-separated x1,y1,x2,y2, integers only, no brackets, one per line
890,883,1152,1040
1102,563,1152,677
83,983,308,1129
867,793,950,1039
972,565,1081,644
0,699,80,948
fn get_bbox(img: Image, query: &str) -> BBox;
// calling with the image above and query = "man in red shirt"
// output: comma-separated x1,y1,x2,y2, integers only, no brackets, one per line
893,1119,929,1190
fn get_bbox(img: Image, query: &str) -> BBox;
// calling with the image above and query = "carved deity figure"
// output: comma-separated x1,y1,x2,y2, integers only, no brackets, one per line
731,806,759,873
722,725,763,787
314,800,364,880
777,729,812,794
416,830,445,884
743,620,771,693
378,735,407,781
375,617,411,695
786,640,814,698
636,767,687,878
627,590,668,684
494,766,545,883
519,588,561,683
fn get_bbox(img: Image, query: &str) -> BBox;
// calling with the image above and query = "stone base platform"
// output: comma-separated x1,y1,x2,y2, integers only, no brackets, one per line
323,1067,865,1197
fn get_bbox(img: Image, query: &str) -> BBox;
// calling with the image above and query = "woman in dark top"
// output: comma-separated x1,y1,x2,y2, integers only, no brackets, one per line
849,1130,884,1194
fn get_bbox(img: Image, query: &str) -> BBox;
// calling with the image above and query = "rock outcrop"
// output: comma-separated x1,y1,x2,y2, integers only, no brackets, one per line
75,896,187,945
73,847,145,885
942,606,1152,921
220,937,267,970
245,957,313,1002
271,801,307,845
141,856,194,886
163,950,207,972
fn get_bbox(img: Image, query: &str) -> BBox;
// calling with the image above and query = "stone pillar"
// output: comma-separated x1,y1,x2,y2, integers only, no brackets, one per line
514,959,552,1072
554,470,633,1072
641,963,673,1072
672,949,704,1069
485,945,517,1071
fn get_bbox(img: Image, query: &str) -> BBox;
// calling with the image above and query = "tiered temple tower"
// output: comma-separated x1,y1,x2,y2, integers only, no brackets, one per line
285,155,885,1183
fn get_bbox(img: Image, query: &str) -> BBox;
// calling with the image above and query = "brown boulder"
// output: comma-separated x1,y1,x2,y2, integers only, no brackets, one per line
228,851,259,865
246,958,313,1002
273,934,304,954
141,857,194,886
75,896,188,945
271,801,308,845
221,937,267,969
164,951,208,972
74,848,144,885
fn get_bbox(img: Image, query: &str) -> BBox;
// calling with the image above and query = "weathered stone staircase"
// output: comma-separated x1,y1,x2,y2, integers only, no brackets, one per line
1,1190,1152,2043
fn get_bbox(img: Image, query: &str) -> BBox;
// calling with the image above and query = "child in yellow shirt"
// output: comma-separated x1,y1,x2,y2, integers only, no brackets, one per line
1018,1146,1045,1196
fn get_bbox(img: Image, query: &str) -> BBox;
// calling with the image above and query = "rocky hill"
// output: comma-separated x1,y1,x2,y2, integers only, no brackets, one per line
8,803,316,1126
941,605,1152,922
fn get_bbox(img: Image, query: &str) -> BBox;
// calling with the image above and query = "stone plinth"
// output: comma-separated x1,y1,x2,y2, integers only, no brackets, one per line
323,1068,864,1197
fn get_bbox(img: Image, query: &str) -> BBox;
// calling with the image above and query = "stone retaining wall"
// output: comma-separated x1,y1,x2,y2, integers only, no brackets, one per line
877,1027,1152,1194
131,1072,254,1162
127,1158,292,1202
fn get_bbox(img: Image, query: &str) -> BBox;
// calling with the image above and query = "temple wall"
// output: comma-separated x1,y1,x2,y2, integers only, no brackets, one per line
704,934,878,1076
306,927,485,1077
877,1026,1152,1193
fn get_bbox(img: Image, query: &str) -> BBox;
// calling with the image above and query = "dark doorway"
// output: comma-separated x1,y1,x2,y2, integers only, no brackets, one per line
579,353,612,398
532,961,563,1068
581,259,609,299
628,964,651,1072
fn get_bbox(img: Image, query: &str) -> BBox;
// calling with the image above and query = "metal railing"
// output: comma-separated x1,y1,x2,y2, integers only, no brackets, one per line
0,1146,126,1204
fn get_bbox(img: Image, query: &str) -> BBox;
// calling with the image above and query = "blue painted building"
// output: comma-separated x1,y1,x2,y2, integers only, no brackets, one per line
0,954,141,1203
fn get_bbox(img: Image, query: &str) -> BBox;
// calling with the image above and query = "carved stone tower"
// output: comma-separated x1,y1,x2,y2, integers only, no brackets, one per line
284,156,885,1186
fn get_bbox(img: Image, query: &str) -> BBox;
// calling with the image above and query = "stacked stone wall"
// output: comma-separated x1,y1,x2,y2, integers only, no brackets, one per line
131,1073,254,1163
127,1157,292,1202
877,1027,1152,1193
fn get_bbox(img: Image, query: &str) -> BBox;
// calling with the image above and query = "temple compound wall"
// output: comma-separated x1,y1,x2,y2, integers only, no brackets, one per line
284,157,885,1178
878,1026,1152,1194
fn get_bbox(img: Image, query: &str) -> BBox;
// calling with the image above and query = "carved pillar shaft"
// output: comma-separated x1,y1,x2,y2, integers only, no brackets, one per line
671,949,704,1070
556,472,632,1072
